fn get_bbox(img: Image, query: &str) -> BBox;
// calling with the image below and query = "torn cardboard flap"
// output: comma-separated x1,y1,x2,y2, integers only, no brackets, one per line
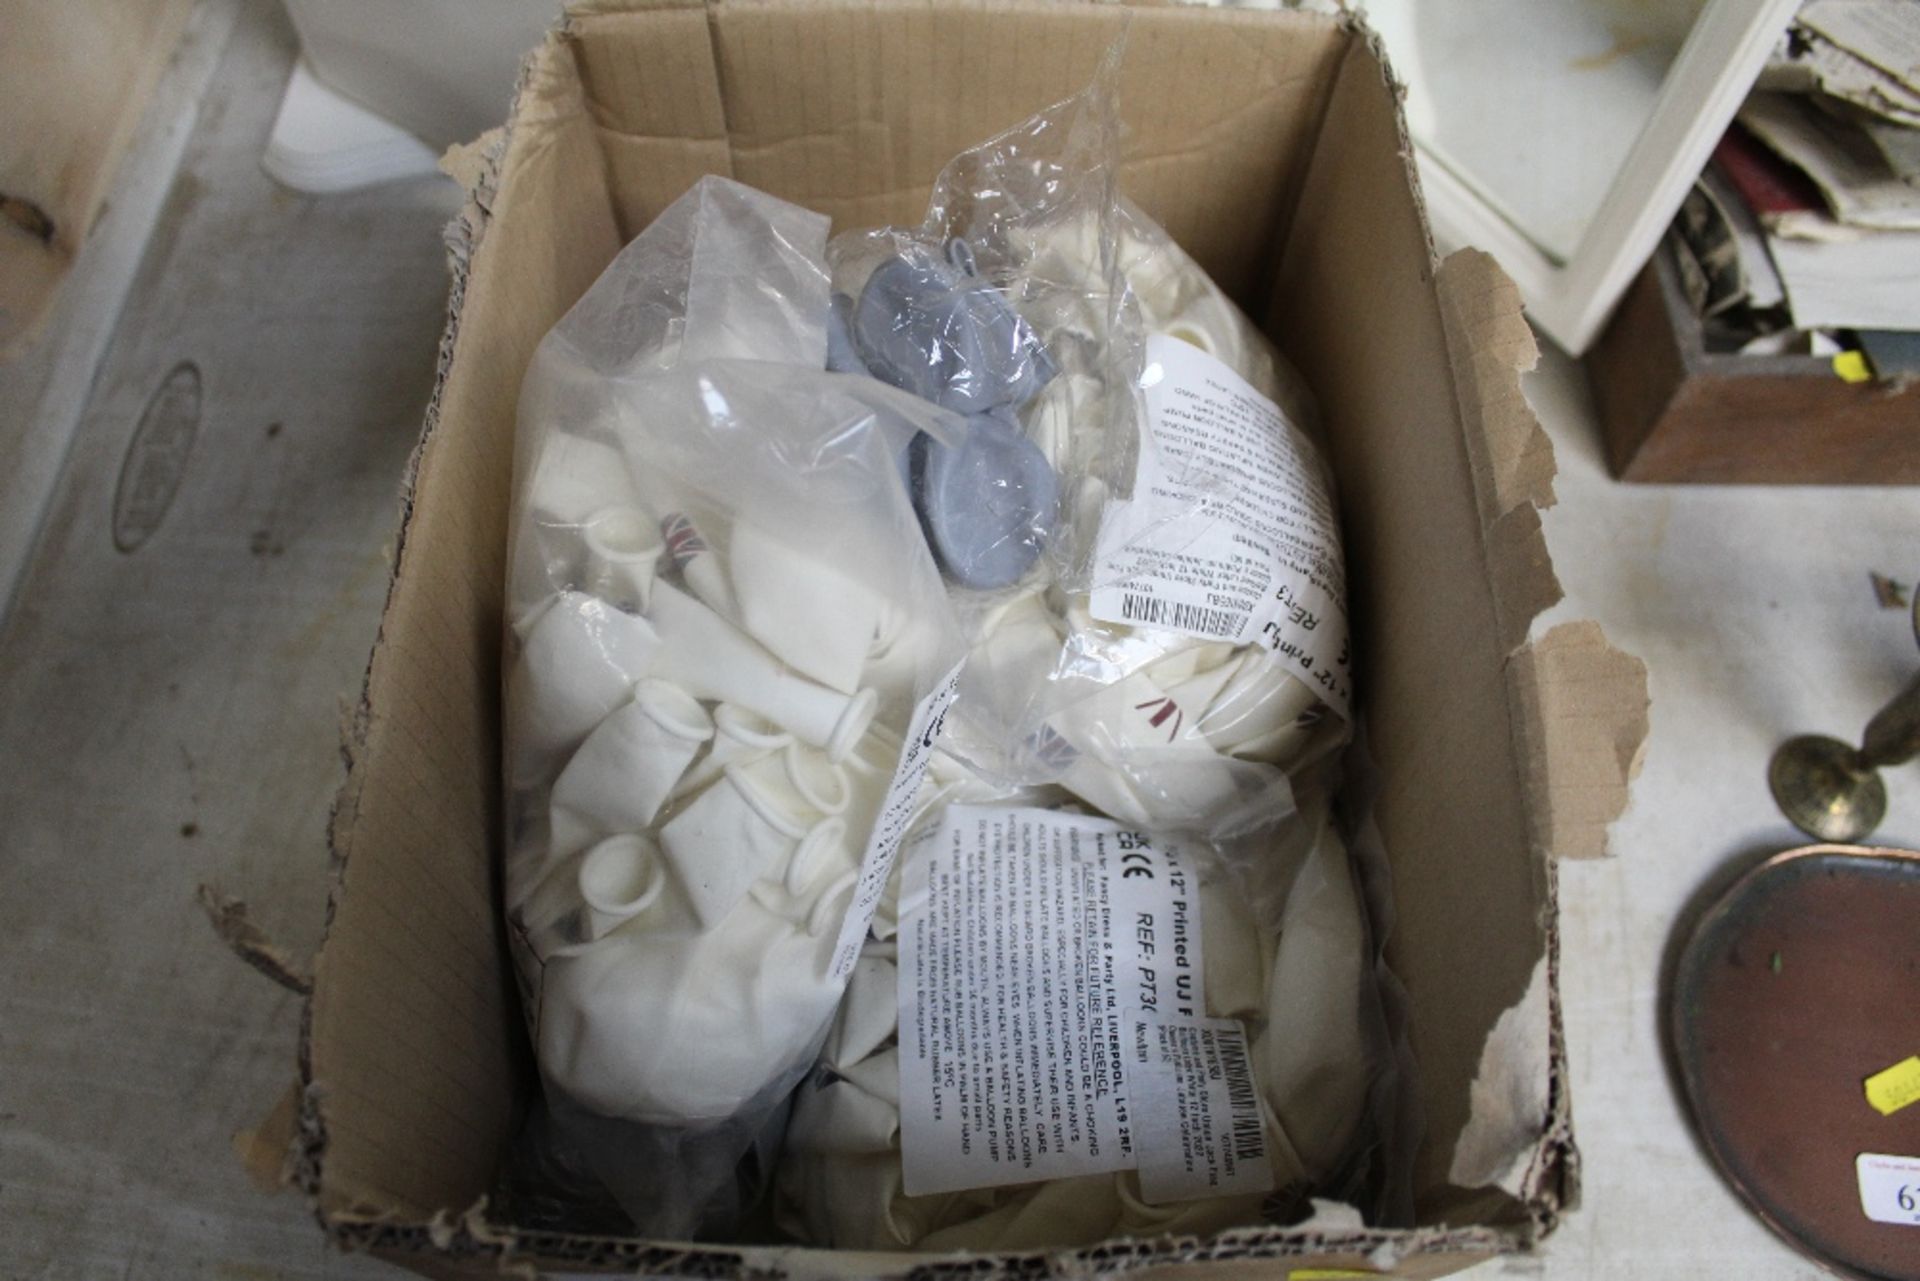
1509,622,1651,863
235,1081,303,1194
1428,254,1554,663
1483,504,1560,658
438,128,506,193
1434,249,1649,862
1270,21,1586,1235
1435,252,1558,572
1447,956,1552,1201
197,883,315,995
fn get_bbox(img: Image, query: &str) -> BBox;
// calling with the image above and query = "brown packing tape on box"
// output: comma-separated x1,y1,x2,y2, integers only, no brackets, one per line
259,3,1650,1276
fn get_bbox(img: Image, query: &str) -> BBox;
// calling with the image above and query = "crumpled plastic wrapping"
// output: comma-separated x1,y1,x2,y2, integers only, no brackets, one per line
820,48,1352,842
774,786,1399,1249
498,35,1406,1250
501,176,966,1237
770,43,1407,1250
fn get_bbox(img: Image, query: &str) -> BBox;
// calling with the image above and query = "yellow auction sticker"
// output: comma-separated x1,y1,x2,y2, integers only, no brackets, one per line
1866,1055,1920,1117
1832,350,1873,384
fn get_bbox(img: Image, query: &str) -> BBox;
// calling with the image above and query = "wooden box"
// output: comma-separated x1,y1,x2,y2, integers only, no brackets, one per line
1588,243,1920,484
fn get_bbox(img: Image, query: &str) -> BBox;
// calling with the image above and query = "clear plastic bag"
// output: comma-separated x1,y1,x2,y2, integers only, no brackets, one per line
771,37,1404,1250
773,788,1402,1249
501,176,966,1237
821,47,1353,841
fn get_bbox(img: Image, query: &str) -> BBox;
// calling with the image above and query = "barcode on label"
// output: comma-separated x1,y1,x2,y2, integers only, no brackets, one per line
1118,593,1248,641
1216,1025,1266,1163
1133,1014,1274,1204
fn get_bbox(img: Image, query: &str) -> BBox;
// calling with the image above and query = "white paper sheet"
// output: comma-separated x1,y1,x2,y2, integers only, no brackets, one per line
1767,223,1920,329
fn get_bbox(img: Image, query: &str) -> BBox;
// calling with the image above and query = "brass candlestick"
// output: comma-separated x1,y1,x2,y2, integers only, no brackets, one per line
1769,593,1920,842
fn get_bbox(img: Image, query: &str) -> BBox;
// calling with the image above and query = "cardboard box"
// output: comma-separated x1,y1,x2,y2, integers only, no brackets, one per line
264,2,1648,1275
1587,242,1920,485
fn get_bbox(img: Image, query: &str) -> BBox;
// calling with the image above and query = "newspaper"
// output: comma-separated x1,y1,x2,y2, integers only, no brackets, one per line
1862,116,1920,185
1762,1,1920,129
1739,92,1920,231
1695,167,1786,310
1797,0,1920,88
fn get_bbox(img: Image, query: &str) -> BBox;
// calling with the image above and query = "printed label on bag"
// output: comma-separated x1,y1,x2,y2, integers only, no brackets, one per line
897,806,1206,1196
1857,1153,1920,1227
1091,334,1351,719
1128,1011,1273,1203
829,662,964,981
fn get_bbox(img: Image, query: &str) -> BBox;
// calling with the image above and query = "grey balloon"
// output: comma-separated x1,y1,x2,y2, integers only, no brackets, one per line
913,412,1059,590
852,240,1057,415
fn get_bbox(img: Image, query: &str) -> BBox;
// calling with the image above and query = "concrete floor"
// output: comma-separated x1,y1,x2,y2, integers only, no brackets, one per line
1489,346,1916,1281
1,3,1912,1278
0,4,441,1276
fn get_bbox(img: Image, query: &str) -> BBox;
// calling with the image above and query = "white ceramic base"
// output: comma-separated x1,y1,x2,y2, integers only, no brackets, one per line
262,59,440,194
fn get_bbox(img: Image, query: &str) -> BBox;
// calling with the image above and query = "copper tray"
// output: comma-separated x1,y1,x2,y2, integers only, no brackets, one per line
1673,844,1920,1279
